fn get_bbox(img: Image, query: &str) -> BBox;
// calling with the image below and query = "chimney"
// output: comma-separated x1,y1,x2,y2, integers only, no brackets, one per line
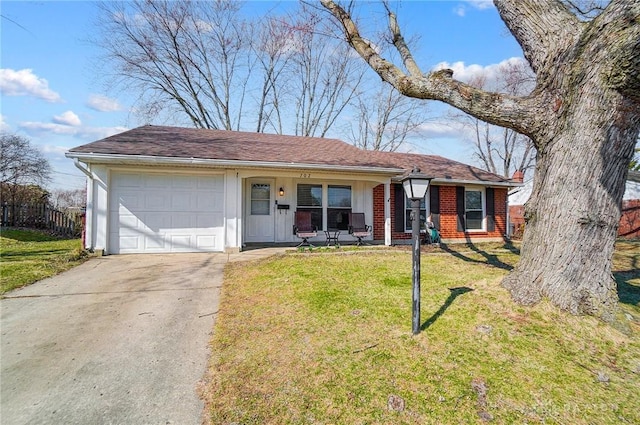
512,170,524,183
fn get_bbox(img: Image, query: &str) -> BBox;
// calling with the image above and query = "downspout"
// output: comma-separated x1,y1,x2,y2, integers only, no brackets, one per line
73,159,94,251
73,158,92,178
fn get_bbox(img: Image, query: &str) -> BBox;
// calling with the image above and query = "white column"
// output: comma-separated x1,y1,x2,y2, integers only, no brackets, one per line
92,165,109,253
384,182,392,246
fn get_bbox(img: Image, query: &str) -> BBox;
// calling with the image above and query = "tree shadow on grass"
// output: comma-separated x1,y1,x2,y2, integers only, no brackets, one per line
440,242,514,271
615,272,640,306
421,286,474,330
614,242,640,307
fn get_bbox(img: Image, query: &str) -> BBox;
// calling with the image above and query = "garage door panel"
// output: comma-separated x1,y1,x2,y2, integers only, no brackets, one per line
196,235,217,250
116,214,140,232
116,193,142,210
144,194,170,210
197,194,219,211
113,173,142,187
109,172,224,254
170,192,194,211
168,235,192,252
172,175,195,189
144,212,171,231
144,234,167,250
119,236,140,251
145,174,171,188
171,213,195,229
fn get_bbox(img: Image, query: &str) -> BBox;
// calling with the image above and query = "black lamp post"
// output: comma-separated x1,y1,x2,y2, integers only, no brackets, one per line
400,167,433,335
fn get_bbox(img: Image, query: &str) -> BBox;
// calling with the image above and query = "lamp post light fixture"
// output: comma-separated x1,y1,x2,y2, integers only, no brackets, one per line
400,167,433,335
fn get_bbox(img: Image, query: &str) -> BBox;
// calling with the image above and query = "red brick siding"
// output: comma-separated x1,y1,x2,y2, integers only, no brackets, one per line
373,184,508,242
620,200,640,239
373,184,386,240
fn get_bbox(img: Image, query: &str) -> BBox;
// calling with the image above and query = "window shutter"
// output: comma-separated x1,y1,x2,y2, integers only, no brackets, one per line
486,187,495,232
393,184,405,232
456,186,465,232
429,186,440,230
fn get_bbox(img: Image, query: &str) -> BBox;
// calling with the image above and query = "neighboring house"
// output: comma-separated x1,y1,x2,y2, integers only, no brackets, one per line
508,171,640,239
66,125,519,254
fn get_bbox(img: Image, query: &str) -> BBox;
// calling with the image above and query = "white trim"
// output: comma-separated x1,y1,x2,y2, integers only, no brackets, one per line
65,152,404,176
463,186,486,232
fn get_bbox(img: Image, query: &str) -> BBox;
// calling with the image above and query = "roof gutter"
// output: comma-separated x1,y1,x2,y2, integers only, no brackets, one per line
73,158,92,178
65,152,405,176
431,178,522,188
391,176,521,188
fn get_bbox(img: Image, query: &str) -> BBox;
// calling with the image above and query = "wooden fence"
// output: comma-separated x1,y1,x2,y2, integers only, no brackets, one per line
1,203,83,237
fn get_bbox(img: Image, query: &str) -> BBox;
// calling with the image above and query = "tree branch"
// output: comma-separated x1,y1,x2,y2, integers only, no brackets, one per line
382,2,422,77
494,0,582,75
321,0,536,136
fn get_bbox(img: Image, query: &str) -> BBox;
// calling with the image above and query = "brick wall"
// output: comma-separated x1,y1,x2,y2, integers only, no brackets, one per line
620,200,640,239
373,184,385,240
373,184,509,242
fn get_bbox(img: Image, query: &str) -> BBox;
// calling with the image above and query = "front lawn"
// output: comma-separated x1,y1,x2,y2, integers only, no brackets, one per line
0,228,87,294
203,242,639,424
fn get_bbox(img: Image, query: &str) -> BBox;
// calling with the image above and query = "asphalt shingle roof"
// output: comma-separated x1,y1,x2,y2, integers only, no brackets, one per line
68,125,512,184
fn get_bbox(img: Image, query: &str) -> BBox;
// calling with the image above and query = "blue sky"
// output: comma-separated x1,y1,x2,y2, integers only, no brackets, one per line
1,0,525,191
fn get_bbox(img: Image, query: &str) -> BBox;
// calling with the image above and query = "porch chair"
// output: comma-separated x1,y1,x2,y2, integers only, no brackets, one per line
293,211,318,248
348,212,372,246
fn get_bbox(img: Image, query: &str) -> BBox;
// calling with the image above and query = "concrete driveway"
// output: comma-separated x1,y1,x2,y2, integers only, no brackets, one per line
0,249,283,425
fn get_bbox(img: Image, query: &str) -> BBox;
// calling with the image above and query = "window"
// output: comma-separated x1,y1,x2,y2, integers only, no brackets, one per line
296,183,353,230
297,184,322,230
465,189,484,230
405,193,429,231
250,183,271,215
327,185,351,230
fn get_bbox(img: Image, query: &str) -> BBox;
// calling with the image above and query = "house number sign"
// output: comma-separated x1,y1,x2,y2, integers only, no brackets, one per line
300,173,311,178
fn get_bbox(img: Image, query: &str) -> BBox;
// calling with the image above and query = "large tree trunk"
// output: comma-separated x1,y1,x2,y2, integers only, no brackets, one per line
321,0,640,321
500,2,640,321
503,84,639,321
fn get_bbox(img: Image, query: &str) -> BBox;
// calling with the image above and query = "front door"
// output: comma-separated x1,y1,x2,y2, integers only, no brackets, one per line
245,180,275,243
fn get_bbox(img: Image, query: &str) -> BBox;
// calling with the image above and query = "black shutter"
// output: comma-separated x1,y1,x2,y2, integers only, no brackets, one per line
486,187,495,232
456,186,465,232
429,186,440,230
393,184,405,232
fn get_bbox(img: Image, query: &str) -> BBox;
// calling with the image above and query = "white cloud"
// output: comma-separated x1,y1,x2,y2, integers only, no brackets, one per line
431,57,529,88
453,1,494,17
0,68,62,102
40,144,70,156
416,121,464,139
53,111,82,127
86,94,121,112
453,5,466,17
18,121,128,140
467,0,493,10
0,114,10,132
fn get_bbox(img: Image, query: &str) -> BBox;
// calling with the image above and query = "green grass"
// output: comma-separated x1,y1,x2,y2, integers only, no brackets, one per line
203,242,640,424
1,228,87,294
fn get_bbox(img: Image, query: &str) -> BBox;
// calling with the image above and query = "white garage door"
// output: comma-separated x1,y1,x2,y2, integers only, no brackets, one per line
109,172,225,254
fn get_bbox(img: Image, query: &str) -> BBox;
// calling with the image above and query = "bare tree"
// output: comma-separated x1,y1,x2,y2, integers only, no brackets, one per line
450,60,536,177
322,0,640,321
284,4,366,137
250,16,296,134
95,1,378,142
96,0,254,130
348,83,427,151
0,133,51,205
50,188,87,211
